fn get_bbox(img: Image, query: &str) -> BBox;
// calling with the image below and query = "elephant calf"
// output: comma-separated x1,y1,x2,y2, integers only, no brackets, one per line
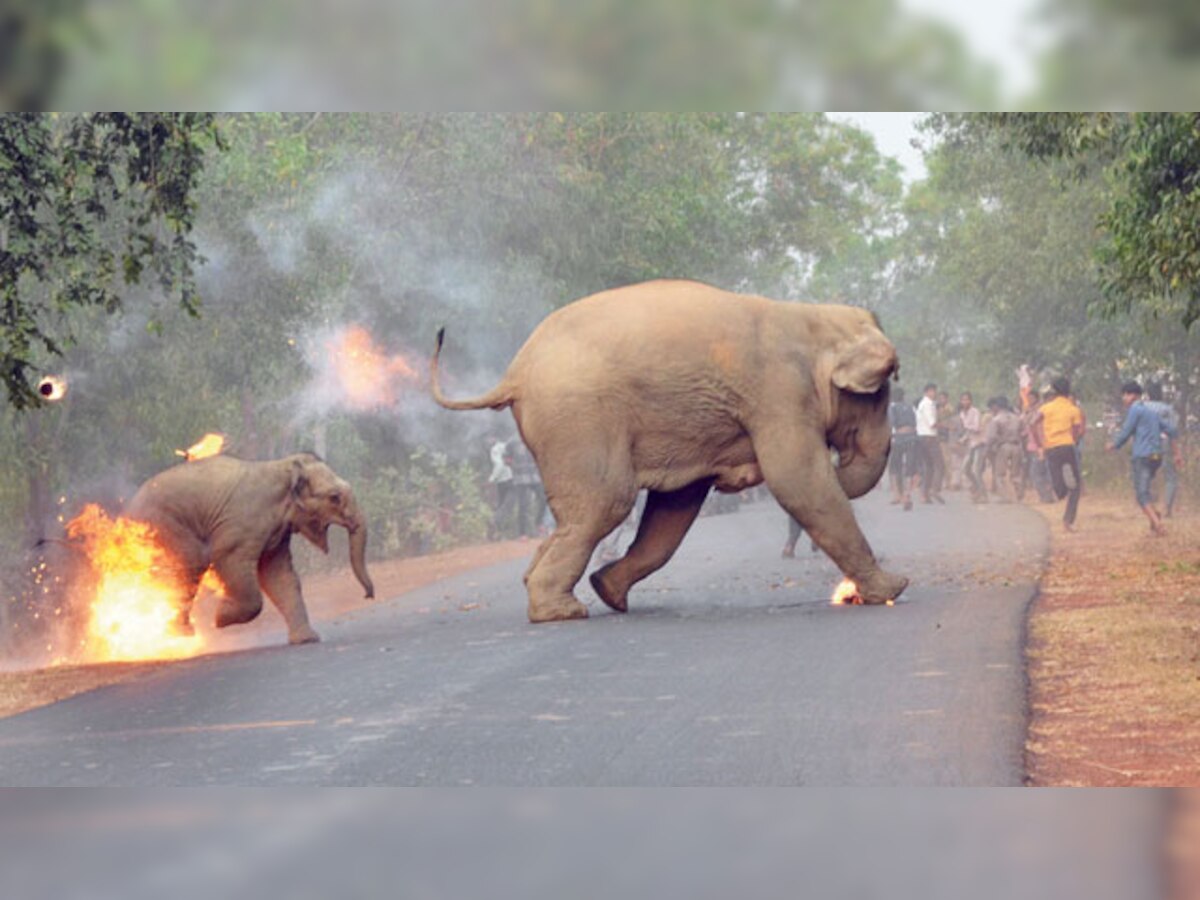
432,279,908,623
125,452,375,644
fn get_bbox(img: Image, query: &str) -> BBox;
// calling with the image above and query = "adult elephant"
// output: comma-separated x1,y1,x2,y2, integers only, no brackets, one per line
125,452,375,644
431,279,906,623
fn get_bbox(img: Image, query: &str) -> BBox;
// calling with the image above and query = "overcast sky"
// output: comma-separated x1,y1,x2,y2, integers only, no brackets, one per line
828,2,1044,185
828,112,929,183
903,0,1045,96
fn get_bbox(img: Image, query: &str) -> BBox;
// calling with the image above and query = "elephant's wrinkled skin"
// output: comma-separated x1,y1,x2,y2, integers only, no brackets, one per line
125,453,375,644
432,279,906,622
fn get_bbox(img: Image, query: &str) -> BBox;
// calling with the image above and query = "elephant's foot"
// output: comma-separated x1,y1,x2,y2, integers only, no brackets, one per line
288,626,321,645
527,594,589,623
856,569,909,605
589,563,628,613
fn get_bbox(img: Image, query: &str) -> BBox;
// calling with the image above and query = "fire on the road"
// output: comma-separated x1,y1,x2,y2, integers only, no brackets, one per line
328,325,418,410
830,578,895,606
63,505,220,663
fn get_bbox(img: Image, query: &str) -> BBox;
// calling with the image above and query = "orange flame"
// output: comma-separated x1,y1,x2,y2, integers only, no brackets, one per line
64,505,219,663
830,578,896,607
328,325,418,409
37,375,68,401
831,578,861,606
176,432,226,461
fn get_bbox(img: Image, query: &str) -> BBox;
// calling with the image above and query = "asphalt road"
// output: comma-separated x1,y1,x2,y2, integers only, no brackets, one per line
0,490,1050,786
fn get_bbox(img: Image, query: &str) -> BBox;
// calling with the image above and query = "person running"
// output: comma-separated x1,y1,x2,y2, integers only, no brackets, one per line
1034,376,1085,532
916,382,945,504
887,386,919,510
958,391,987,502
1143,382,1182,517
1022,390,1055,503
985,396,1023,503
1106,381,1182,536
938,390,963,491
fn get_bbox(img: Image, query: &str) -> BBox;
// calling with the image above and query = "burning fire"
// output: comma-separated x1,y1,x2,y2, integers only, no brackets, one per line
37,374,68,401
328,325,418,409
64,505,219,663
830,578,895,606
176,432,226,461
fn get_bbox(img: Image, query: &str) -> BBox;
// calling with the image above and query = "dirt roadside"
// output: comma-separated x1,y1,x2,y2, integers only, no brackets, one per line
1025,493,1200,786
0,538,536,720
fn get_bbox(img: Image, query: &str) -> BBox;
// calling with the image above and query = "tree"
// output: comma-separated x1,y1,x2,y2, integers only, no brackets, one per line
960,113,1200,331
0,113,225,409
897,115,1129,401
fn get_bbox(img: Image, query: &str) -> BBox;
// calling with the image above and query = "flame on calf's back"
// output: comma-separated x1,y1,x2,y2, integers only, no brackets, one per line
176,433,226,461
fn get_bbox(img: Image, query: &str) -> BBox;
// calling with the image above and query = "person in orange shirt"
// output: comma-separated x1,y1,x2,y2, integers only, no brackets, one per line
1034,376,1085,531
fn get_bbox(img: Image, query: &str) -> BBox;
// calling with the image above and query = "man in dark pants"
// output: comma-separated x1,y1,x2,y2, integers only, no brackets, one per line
510,440,546,539
1143,382,1181,517
887,386,919,510
1034,376,1084,532
915,382,944,504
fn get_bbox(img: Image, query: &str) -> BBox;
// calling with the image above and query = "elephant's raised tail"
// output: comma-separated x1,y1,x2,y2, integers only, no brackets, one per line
429,327,514,411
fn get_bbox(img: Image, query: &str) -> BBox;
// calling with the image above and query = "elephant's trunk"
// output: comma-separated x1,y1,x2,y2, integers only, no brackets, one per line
835,438,890,498
343,494,375,599
830,389,892,499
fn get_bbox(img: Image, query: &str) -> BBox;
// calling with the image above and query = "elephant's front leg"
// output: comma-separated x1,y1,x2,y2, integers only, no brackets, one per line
754,424,908,604
258,542,320,644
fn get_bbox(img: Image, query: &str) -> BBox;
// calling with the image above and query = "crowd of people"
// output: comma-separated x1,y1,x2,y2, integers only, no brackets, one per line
886,372,1185,536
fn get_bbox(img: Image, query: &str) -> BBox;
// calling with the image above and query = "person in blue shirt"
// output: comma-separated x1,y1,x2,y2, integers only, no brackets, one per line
1106,381,1182,536
1144,382,1182,517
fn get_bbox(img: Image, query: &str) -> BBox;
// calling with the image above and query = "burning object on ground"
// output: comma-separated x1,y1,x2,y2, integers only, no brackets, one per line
830,578,895,607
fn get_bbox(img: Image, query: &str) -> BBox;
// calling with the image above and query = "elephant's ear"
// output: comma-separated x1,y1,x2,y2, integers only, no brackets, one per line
831,334,898,394
288,458,311,500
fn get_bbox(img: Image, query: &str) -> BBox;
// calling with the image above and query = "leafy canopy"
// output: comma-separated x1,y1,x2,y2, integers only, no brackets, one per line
0,113,224,409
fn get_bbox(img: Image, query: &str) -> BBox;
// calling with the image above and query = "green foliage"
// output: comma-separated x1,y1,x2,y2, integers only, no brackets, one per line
1096,114,1200,329
353,449,491,560
960,113,1200,331
0,113,225,409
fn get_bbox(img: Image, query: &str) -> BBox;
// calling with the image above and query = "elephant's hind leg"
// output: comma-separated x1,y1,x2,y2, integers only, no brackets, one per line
211,552,265,629
258,542,320,644
170,565,207,637
524,491,635,623
590,479,712,613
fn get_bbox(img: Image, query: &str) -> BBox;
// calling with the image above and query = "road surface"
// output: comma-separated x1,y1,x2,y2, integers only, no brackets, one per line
0,491,1049,786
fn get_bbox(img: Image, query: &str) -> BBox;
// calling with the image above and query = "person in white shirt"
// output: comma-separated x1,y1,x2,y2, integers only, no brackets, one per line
488,436,515,538
916,382,944,504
